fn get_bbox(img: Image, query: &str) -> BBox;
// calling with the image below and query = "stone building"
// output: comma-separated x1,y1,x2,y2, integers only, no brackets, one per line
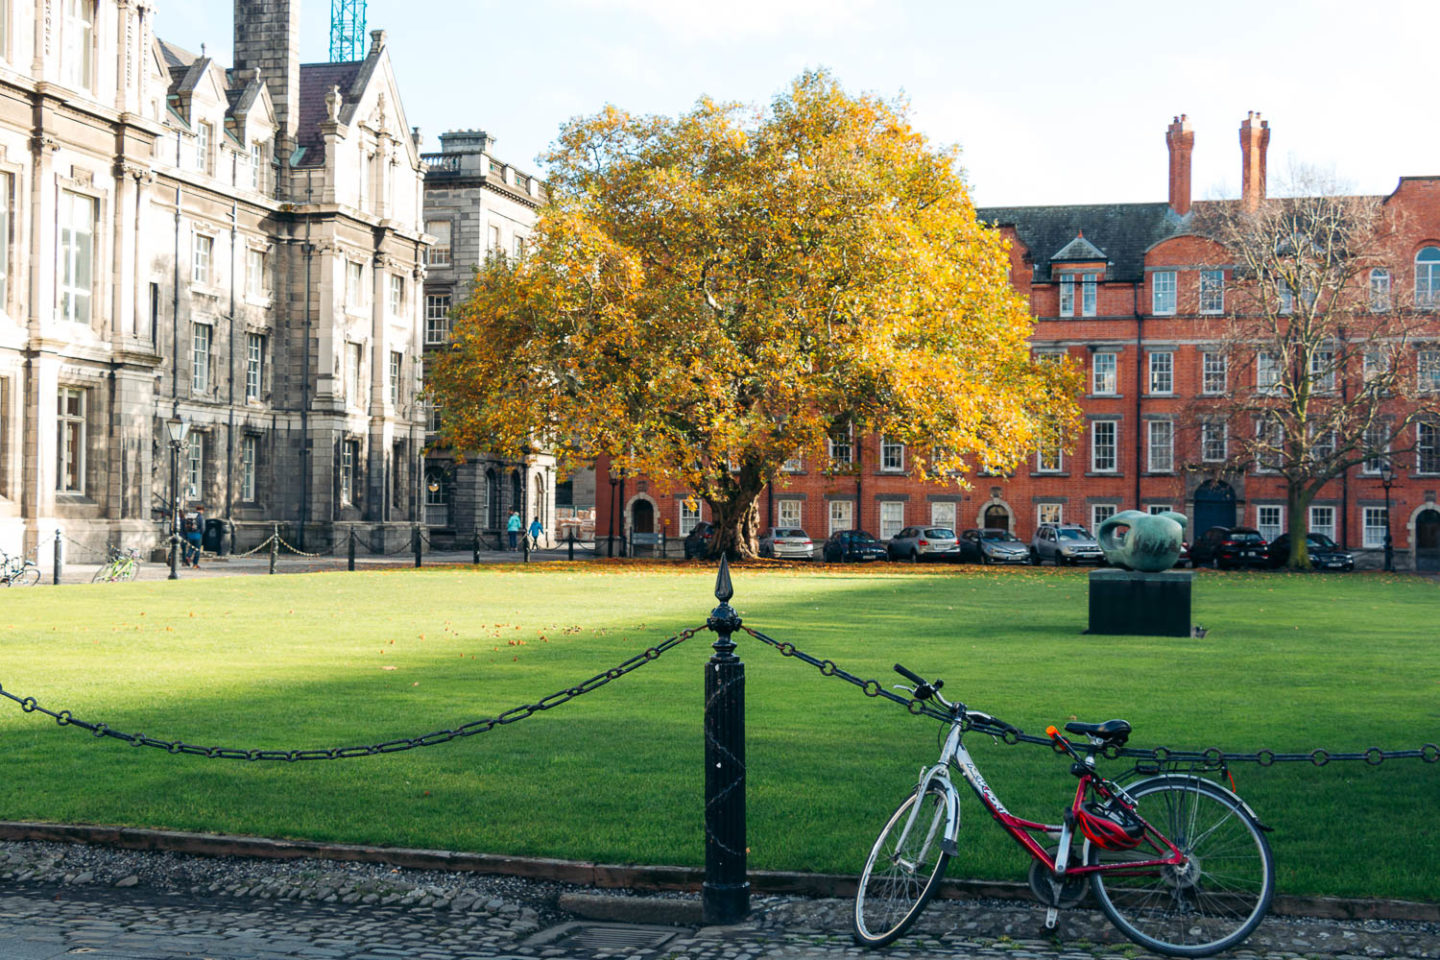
0,0,430,569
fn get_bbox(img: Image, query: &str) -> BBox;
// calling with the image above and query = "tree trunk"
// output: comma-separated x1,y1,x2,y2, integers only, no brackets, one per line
707,489,763,560
1286,485,1312,571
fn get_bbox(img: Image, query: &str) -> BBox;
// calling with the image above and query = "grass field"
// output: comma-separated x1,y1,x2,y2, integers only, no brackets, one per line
0,563,1435,902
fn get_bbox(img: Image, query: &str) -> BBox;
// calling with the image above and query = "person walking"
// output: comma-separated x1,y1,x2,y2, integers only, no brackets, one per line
184,506,205,568
528,516,544,551
506,510,522,551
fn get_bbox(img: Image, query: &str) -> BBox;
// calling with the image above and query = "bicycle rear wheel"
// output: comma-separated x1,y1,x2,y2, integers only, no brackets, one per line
14,565,39,587
92,564,113,583
1087,776,1274,957
853,780,953,947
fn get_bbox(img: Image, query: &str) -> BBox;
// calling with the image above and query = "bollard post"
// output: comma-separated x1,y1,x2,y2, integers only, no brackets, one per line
522,531,530,563
53,529,62,585
703,555,749,924
413,525,422,568
269,524,278,575
473,531,481,565
169,532,181,581
347,528,356,572
568,528,575,561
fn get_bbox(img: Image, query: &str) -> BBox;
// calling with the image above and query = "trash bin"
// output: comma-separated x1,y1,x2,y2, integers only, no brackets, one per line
203,518,231,556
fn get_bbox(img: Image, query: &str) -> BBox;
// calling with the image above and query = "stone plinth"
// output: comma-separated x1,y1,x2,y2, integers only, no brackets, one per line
1087,569,1192,637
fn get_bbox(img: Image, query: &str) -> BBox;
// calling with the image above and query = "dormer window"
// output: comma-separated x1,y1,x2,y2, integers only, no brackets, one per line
61,0,94,91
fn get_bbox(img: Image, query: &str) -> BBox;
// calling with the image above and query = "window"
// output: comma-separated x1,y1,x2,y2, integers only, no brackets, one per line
185,432,203,501
1363,507,1388,549
424,294,451,344
191,322,211,393
1311,428,1336,466
61,0,93,90
1363,422,1390,475
1035,428,1062,473
57,387,85,492
1147,420,1174,472
427,402,442,435
1092,503,1116,529
1092,351,1117,395
191,233,212,285
1419,422,1440,475
1256,352,1280,394
828,428,852,465
388,274,405,317
1201,421,1227,463
879,501,905,540
346,342,364,405
488,223,502,255
931,501,956,529
1081,273,1097,317
677,500,701,536
1418,349,1440,393
1255,505,1282,542
1370,268,1391,312
1148,351,1173,395
246,248,267,298
250,140,267,191
340,440,359,505
0,172,11,305
346,261,364,310
1147,504,1172,515
1202,352,1227,394
240,435,258,502
1255,417,1283,473
1310,505,1335,541
513,235,526,260
1091,420,1117,473
195,122,212,174
1037,503,1062,525
1363,346,1390,383
880,436,904,471
1416,247,1440,309
782,454,802,472
1310,348,1336,393
245,332,263,401
1199,270,1224,314
1278,285,1294,315
58,190,95,322
829,499,853,535
777,499,802,526
1152,270,1176,314
1058,275,1074,317
390,351,402,406
426,220,451,267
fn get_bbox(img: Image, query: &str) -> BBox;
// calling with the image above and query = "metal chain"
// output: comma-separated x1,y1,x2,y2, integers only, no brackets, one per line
273,533,332,558
230,535,277,559
739,625,1440,767
61,535,112,562
0,626,703,761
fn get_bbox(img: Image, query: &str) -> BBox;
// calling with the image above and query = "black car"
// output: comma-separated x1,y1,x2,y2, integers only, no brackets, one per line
1191,526,1269,569
683,521,715,559
822,529,888,563
1266,533,1355,571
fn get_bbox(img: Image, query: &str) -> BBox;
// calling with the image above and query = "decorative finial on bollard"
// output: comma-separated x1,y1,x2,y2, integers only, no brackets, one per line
714,554,734,603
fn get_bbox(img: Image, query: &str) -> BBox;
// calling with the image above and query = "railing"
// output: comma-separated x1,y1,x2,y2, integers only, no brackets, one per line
420,153,462,175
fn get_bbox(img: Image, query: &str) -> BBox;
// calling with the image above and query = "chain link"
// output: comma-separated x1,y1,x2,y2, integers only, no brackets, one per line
61,534,112,562
230,535,277,559
273,533,333,558
739,625,1440,768
0,626,703,760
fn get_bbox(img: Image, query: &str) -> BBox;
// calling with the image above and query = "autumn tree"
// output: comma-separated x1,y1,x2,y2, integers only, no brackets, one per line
1191,172,1440,568
428,71,1079,558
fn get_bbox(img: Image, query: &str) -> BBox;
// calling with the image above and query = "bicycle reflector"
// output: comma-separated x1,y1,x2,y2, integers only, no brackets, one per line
1077,801,1146,851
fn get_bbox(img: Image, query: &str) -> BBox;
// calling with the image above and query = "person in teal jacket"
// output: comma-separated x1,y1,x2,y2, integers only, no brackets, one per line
528,516,544,550
506,510,522,551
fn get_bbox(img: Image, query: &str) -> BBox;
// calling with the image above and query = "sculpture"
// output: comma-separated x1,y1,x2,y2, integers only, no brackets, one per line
1097,510,1188,573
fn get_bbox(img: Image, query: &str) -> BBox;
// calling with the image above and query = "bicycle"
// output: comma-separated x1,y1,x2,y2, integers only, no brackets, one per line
0,551,40,587
854,664,1274,957
92,546,140,583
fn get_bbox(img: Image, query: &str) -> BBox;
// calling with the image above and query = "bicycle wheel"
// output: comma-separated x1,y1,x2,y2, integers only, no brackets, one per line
120,559,138,581
92,563,113,583
853,781,953,947
14,565,39,587
1087,776,1274,958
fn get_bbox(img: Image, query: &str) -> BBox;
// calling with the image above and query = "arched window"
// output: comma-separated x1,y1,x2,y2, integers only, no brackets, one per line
1417,247,1440,309
1369,268,1391,312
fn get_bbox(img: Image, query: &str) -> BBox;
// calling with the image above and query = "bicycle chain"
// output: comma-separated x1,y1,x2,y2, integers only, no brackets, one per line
0,626,703,760
739,625,1440,768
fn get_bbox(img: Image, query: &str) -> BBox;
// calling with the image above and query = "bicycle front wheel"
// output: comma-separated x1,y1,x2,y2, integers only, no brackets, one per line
1087,776,1274,957
853,780,953,947
92,564,112,583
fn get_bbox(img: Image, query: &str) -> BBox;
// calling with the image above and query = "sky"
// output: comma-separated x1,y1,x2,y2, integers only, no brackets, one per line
175,0,1440,207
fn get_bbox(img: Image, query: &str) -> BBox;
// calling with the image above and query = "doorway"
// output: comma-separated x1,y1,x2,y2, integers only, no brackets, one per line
1193,479,1237,536
1416,509,1440,572
983,505,1010,532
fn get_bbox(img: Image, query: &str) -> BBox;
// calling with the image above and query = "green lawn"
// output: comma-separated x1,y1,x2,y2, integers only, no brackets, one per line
1,564,1436,902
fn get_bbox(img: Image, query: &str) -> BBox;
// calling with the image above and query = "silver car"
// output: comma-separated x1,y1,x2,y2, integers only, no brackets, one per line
759,527,814,559
1030,523,1105,565
886,526,961,563
959,528,1031,565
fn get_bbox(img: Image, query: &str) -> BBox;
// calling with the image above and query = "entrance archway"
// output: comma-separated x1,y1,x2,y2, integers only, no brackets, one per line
983,505,1010,532
631,498,655,535
1193,479,1236,535
1416,509,1440,572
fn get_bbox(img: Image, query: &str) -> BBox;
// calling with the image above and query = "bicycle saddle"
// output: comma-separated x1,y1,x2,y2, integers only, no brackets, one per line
1064,719,1131,744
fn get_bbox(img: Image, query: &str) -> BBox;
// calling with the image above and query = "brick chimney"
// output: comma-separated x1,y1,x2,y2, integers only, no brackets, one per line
234,0,300,151
1165,114,1194,215
1240,111,1270,212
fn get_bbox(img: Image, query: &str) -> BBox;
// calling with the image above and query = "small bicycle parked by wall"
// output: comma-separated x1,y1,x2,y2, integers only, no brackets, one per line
92,546,141,583
0,550,39,587
854,664,1274,957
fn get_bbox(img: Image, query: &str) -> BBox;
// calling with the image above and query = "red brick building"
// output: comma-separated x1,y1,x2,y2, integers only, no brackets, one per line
596,114,1440,570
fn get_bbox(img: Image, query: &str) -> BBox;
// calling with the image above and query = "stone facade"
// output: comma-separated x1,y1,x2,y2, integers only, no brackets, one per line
0,0,430,569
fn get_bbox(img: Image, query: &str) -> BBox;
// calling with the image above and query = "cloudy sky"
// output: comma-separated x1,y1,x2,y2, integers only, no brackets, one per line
175,0,1439,206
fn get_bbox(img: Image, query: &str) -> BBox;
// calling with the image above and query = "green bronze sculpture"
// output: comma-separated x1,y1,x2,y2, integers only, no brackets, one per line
1097,510,1188,573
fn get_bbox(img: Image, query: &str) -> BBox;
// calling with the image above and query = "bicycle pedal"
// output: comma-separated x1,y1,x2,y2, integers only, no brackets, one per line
1045,907,1059,929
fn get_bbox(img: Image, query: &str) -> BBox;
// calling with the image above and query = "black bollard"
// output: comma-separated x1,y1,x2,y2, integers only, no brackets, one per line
703,555,749,924
473,531,481,565
522,532,530,563
268,526,278,575
413,526,422,568
568,528,575,561
53,529,62,585
347,528,356,572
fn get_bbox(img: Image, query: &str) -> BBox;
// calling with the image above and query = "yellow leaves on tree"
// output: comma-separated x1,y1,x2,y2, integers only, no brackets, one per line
428,70,1079,558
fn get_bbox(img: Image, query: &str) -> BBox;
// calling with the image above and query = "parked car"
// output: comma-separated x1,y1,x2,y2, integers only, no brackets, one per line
1191,526,1269,569
1175,540,1191,568
759,527,814,559
822,529,888,563
1266,532,1355,571
1030,523,1105,565
959,528,1032,565
886,527,961,562
683,521,715,559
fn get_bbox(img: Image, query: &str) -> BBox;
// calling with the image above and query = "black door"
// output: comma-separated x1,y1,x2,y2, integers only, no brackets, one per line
1193,480,1236,537
1417,509,1440,572
983,505,1010,532
632,499,655,534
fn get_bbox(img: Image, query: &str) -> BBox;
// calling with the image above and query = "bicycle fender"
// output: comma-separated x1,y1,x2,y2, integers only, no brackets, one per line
1126,774,1272,832
913,774,960,856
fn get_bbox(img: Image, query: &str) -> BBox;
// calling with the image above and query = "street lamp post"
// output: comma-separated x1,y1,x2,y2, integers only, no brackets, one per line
1380,462,1397,572
166,418,190,580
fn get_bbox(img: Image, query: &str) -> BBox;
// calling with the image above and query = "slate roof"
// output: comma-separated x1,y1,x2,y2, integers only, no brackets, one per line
976,203,1186,283
157,38,197,70
1049,232,1109,264
294,61,365,167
